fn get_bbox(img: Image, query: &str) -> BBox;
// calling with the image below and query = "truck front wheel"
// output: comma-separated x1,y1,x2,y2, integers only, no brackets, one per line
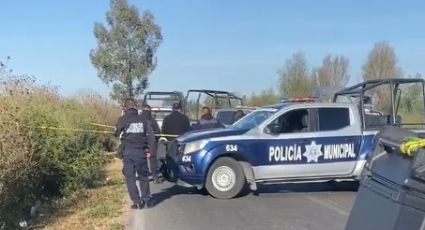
205,157,246,199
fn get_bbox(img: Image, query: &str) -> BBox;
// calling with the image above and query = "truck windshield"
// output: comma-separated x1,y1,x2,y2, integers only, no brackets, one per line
232,110,276,130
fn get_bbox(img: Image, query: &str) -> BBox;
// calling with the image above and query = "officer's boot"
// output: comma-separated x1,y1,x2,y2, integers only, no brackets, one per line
131,200,144,209
153,174,161,184
142,196,154,208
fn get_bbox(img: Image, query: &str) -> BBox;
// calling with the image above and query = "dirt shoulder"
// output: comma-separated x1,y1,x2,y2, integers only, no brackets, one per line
36,157,127,230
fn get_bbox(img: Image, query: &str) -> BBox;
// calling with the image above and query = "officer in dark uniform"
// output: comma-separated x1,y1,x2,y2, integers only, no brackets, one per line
115,99,155,209
160,102,191,181
141,104,161,134
140,104,161,184
161,102,191,140
196,106,224,130
233,109,246,122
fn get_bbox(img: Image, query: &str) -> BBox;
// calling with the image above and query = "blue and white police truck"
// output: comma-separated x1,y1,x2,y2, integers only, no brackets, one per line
163,78,425,199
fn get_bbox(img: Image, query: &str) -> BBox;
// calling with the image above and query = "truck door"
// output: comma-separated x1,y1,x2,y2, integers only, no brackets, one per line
256,107,317,180
314,107,362,176
256,106,361,180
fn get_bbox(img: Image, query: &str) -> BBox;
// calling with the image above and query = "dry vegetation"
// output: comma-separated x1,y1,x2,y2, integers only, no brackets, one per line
0,69,122,229
37,158,126,230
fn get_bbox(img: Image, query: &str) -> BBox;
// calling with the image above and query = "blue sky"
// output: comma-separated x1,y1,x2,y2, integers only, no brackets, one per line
1,0,425,98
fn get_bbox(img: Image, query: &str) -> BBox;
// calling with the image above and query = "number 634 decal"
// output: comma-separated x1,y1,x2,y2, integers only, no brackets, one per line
225,144,238,152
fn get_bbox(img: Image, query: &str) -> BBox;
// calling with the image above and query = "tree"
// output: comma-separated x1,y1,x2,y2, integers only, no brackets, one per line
90,0,162,105
278,52,314,97
247,88,280,107
362,41,402,80
402,73,423,113
0,56,12,78
314,54,350,87
362,42,403,111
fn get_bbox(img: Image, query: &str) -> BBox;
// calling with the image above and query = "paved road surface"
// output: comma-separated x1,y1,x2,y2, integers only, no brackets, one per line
128,181,357,230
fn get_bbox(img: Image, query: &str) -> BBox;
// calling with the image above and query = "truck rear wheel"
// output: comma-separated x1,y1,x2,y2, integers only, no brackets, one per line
205,157,245,199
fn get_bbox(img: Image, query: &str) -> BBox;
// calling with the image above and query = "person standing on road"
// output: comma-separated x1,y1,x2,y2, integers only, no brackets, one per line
115,99,155,209
141,104,161,134
159,102,191,181
196,106,224,130
161,102,191,140
116,107,127,159
140,104,161,184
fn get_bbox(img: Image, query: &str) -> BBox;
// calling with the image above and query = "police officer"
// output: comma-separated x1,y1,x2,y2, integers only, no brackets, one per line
196,106,224,130
115,99,155,209
140,104,161,184
233,109,246,123
141,104,160,134
160,102,191,181
161,102,191,140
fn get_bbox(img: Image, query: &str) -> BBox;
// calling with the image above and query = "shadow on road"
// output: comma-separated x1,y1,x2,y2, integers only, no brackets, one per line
151,185,206,206
151,181,358,206
258,181,359,194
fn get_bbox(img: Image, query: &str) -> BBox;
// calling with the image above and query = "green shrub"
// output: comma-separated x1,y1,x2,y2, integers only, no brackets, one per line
0,75,117,229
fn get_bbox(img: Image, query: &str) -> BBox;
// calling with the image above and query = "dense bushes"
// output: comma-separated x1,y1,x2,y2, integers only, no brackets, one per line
72,89,120,152
0,75,120,229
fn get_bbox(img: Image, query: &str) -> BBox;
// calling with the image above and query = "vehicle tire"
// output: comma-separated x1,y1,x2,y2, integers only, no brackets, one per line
205,157,246,199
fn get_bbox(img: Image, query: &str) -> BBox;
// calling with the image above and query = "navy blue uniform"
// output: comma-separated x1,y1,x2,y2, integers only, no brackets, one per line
162,111,191,139
141,110,161,182
196,114,224,130
115,108,156,206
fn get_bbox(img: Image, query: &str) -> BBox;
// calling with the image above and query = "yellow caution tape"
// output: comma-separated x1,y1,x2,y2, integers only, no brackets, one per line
1,121,113,134
89,123,178,137
89,122,178,137
89,123,115,129
2,121,179,137
18,124,114,134
400,136,425,157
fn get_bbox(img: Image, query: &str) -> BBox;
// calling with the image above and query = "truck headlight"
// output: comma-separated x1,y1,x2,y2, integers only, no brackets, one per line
184,139,209,154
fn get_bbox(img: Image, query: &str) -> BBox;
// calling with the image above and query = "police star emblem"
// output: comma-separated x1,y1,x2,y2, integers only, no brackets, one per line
302,141,323,163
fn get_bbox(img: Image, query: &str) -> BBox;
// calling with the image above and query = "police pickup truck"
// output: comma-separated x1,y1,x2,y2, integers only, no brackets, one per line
163,79,425,199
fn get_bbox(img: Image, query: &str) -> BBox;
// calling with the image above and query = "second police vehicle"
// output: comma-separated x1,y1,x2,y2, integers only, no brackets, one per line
163,79,425,199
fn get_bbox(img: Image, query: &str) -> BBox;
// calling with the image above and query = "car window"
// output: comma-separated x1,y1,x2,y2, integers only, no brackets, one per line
216,111,236,125
232,110,275,130
318,107,350,131
266,109,309,134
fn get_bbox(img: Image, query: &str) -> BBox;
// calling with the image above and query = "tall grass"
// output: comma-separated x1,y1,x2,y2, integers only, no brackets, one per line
0,75,120,229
